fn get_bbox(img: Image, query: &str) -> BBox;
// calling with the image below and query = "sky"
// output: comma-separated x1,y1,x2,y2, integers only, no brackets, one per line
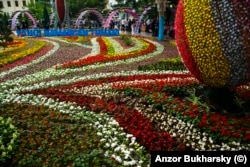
109,0,117,6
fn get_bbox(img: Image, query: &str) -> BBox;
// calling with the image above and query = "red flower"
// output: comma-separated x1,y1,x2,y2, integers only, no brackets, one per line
245,133,250,141
233,132,240,138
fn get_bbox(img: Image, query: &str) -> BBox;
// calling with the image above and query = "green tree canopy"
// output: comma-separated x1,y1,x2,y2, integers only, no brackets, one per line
0,13,13,49
112,0,178,20
27,0,52,20
69,0,108,18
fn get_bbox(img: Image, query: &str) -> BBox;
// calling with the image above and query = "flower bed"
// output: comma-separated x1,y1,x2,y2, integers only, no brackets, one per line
0,38,47,68
0,35,249,166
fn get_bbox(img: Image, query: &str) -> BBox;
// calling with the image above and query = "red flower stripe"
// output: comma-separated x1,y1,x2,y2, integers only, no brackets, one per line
52,73,193,90
112,77,198,93
175,1,202,82
0,45,54,71
145,92,250,142
22,88,176,151
7,40,23,46
58,37,156,69
19,73,250,142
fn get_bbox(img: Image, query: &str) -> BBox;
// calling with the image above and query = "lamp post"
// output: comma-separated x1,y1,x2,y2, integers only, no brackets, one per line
155,0,166,41
65,0,71,28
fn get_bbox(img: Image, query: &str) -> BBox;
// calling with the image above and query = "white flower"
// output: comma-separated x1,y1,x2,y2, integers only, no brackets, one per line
97,132,102,136
105,143,110,148
111,142,117,148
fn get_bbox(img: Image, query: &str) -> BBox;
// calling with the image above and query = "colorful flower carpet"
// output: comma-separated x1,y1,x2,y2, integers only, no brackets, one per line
0,36,249,166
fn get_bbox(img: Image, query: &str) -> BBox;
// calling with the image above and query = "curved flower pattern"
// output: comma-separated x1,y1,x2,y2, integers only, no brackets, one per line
56,37,156,69
0,39,58,79
0,35,249,166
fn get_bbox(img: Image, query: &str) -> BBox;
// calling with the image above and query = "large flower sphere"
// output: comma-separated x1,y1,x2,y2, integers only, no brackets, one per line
175,0,250,87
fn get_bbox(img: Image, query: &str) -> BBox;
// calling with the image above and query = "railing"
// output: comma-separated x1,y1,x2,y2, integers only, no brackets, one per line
15,29,120,37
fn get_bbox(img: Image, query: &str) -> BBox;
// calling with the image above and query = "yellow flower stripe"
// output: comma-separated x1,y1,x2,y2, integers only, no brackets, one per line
0,40,26,55
184,0,231,87
0,39,46,67
102,37,149,58
102,37,115,56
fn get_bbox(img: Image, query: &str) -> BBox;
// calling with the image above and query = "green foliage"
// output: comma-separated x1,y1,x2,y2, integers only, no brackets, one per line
205,87,243,113
42,6,50,29
0,104,105,166
112,0,177,18
0,117,20,164
138,57,186,71
124,87,144,97
27,1,52,20
73,149,117,167
69,0,108,18
185,87,210,112
120,34,133,46
0,13,13,49
163,86,190,97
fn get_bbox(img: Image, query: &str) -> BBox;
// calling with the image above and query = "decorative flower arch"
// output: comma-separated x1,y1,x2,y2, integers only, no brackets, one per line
103,8,139,28
11,11,37,30
75,9,104,28
135,5,155,34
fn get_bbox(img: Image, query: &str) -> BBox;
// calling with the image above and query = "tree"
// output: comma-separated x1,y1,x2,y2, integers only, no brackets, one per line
112,0,178,19
69,0,108,18
42,6,50,29
0,13,13,49
27,0,52,20
112,0,157,19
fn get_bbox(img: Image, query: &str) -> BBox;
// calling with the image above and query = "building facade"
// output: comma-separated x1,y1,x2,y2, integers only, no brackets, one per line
0,0,33,15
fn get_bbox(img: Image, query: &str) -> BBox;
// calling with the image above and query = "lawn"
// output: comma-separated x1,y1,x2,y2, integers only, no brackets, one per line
0,35,249,166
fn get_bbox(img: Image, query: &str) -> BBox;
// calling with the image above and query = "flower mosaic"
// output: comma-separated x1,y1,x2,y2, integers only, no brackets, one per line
0,35,249,166
175,0,250,87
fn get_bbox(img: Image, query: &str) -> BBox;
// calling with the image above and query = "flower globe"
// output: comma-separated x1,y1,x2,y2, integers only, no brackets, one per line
175,0,250,88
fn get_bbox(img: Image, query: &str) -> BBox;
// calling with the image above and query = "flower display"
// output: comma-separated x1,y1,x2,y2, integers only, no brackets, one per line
0,116,19,163
175,0,250,87
0,35,249,166
0,38,46,68
56,37,155,69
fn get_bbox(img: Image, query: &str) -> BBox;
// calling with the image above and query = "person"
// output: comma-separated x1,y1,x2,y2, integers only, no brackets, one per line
82,19,85,28
124,19,128,34
121,18,125,31
165,3,172,27
145,19,151,33
110,20,115,29
168,25,175,39
127,19,132,33
131,19,136,35
151,19,157,36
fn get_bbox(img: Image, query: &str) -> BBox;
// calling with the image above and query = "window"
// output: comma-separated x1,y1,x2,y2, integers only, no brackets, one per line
15,1,18,7
23,1,26,6
0,1,3,8
7,1,11,7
